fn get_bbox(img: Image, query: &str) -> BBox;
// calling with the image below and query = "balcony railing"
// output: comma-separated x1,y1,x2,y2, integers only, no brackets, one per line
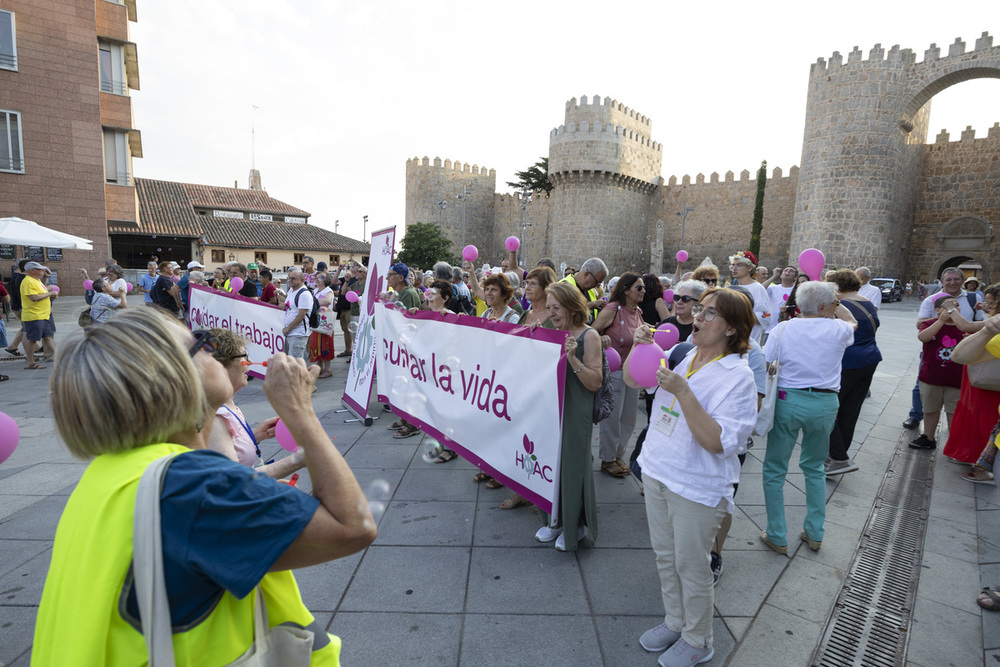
100,79,129,95
0,51,16,71
106,170,132,186
0,156,24,173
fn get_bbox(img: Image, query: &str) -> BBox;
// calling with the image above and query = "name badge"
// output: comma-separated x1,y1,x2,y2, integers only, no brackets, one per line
653,405,681,437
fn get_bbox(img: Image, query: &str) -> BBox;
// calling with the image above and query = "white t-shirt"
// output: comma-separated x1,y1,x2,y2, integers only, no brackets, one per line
917,289,983,322
110,278,127,296
739,279,771,342
858,283,882,310
637,350,757,514
764,318,856,390
765,284,794,333
284,287,314,337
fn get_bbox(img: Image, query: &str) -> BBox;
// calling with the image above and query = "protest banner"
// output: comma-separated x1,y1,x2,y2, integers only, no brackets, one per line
188,284,284,379
343,226,397,423
375,304,568,516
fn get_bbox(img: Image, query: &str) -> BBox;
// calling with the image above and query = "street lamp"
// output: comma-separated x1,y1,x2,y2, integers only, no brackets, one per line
334,219,340,234
363,215,368,242
458,185,472,247
676,204,694,250
519,186,532,267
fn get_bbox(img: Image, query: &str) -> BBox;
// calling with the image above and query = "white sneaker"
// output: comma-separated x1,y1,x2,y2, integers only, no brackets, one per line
554,526,587,551
535,525,563,543
640,623,682,652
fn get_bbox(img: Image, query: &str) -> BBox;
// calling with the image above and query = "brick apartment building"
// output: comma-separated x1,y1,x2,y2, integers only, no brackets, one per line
0,0,142,294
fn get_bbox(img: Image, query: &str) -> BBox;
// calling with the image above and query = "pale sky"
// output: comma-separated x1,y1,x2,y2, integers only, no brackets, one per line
130,1,1000,244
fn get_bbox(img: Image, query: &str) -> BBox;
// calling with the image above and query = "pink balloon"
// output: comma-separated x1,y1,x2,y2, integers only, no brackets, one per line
462,245,479,262
797,248,826,281
83,280,93,290
170,275,180,284
0,412,19,465
346,291,359,303
605,347,621,373
676,250,689,263
654,323,680,350
663,289,674,304
228,276,243,292
51,286,60,293
629,343,667,388
505,236,520,252
275,419,299,453
126,282,133,292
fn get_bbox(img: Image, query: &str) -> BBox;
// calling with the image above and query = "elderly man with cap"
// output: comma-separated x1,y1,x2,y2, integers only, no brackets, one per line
729,250,771,343
246,263,263,296
19,261,58,369
228,263,259,298
387,263,421,310
178,260,204,313
561,257,608,324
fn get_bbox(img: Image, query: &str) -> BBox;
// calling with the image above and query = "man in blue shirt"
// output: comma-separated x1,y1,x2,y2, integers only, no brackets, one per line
178,260,204,313
137,262,158,304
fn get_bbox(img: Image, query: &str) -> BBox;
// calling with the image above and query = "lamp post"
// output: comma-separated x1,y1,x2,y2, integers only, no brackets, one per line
438,200,447,235
519,186,532,267
334,219,339,234
363,215,368,242
676,204,694,250
458,185,472,247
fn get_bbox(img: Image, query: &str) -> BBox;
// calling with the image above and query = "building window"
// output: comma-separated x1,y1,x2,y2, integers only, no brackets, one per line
98,41,127,95
103,129,131,184
254,251,268,265
329,254,340,266
211,249,225,263
0,11,16,72
0,110,24,173
293,253,305,264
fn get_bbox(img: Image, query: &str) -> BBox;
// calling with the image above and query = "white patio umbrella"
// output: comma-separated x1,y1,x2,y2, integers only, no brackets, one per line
0,216,94,251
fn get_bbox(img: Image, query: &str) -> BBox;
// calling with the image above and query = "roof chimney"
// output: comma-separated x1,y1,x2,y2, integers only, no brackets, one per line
249,169,262,191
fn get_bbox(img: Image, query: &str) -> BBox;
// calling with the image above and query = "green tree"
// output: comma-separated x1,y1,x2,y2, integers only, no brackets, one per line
397,222,457,268
506,156,553,194
749,160,767,257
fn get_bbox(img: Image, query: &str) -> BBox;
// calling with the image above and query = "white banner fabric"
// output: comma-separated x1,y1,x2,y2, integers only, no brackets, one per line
375,303,568,516
188,284,284,379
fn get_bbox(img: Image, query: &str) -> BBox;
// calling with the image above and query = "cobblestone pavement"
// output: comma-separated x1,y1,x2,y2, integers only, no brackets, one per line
0,298,996,665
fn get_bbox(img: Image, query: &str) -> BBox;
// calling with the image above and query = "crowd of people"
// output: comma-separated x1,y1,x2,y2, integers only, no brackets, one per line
11,242,1000,665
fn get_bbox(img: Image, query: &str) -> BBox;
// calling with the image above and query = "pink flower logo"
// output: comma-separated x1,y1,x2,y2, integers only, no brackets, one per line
942,335,957,348
523,434,534,455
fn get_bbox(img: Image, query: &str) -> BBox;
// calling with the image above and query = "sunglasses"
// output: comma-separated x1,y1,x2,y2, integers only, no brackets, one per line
703,278,718,285
675,295,696,303
188,330,218,357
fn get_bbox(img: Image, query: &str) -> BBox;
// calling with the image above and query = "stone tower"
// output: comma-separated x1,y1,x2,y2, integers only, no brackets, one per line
404,157,497,256
792,34,1000,277
547,95,662,270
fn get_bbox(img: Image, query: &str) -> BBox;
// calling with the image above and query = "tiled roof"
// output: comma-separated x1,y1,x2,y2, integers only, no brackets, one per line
117,178,369,254
202,217,371,253
109,178,202,237
182,183,310,217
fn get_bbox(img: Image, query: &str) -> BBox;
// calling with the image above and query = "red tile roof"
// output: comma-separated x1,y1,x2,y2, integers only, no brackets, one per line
116,178,369,254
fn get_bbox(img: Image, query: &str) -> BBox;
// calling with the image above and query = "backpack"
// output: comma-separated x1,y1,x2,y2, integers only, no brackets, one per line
294,287,321,330
592,345,615,424
450,291,476,316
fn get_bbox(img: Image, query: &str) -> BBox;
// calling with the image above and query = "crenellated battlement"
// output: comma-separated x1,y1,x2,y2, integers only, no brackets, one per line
564,95,652,128
549,122,662,152
930,122,1000,146
810,31,996,75
405,156,495,177
664,165,799,187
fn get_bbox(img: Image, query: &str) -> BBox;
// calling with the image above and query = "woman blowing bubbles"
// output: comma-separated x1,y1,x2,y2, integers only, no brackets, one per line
624,288,757,667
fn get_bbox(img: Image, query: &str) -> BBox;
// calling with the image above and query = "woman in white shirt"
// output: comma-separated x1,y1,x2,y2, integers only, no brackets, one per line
624,288,758,667
761,281,857,556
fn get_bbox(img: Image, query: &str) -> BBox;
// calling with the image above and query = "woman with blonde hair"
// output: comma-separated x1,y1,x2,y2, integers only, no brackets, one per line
34,308,376,664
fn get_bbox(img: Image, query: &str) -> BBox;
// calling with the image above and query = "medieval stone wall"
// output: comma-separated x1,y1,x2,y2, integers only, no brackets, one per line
908,124,1000,283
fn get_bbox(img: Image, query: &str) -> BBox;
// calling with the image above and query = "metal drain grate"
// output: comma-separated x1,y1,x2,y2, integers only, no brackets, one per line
811,433,935,667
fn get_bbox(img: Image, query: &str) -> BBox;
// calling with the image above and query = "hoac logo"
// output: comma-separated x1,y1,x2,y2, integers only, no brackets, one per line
515,434,553,483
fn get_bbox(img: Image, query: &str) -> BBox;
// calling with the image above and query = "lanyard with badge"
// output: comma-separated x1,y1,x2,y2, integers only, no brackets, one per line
222,405,271,468
652,354,722,437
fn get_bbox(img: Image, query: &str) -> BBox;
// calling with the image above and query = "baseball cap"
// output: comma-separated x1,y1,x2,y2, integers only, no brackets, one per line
187,260,205,270
24,261,47,271
390,263,409,280
247,262,258,270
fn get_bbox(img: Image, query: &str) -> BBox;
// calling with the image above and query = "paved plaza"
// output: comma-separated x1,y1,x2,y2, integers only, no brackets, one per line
1,298,998,666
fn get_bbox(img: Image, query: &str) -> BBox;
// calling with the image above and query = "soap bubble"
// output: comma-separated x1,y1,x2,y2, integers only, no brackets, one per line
366,478,391,501
442,425,457,441
398,323,418,345
444,355,461,370
405,392,428,414
391,375,409,397
421,438,444,463
348,322,358,334
367,500,386,523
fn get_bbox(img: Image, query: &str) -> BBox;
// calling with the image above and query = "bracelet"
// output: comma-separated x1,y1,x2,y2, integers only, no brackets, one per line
573,365,583,374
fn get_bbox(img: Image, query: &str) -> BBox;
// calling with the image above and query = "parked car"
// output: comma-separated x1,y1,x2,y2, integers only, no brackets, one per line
871,277,903,302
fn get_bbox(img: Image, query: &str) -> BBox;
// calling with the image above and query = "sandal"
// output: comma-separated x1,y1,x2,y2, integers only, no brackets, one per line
473,472,491,483
499,494,530,510
433,449,457,464
336,351,351,357
601,460,630,478
24,363,46,370
393,424,421,439
615,457,632,475
0,374,8,382
388,420,406,430
961,468,995,484
978,587,1000,611
485,478,504,489
4,348,21,356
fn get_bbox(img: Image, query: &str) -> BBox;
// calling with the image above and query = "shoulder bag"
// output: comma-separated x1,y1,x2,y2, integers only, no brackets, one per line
134,455,313,666
753,323,785,436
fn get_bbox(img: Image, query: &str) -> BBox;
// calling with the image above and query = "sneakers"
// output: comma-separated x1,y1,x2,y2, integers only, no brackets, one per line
554,526,587,552
825,457,859,476
658,637,714,667
534,525,563,543
710,551,723,586
639,622,682,652
760,531,788,555
908,434,937,449
800,531,822,552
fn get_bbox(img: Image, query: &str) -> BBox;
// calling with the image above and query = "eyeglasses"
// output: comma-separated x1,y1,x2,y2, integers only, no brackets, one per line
188,330,217,357
691,304,719,322
703,278,718,285
229,353,248,362
635,284,645,291
676,295,696,303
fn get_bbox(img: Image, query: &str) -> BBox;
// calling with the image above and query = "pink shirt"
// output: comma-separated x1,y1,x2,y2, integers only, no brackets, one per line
216,405,257,467
601,302,644,361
